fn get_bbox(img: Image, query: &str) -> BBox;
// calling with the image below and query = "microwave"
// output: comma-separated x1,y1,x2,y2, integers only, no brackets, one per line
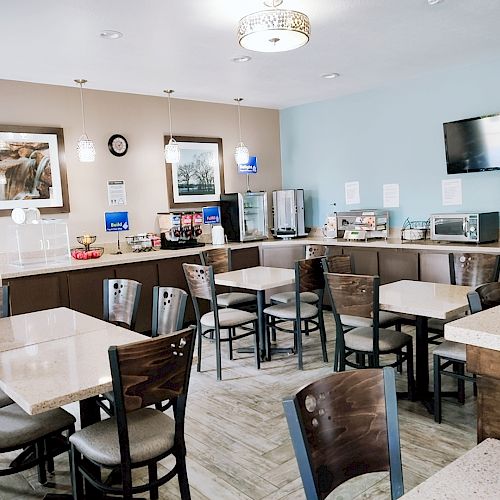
430,212,499,243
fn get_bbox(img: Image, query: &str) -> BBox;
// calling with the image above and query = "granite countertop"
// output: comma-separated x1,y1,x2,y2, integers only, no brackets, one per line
401,438,500,499
445,304,500,351
2,235,500,280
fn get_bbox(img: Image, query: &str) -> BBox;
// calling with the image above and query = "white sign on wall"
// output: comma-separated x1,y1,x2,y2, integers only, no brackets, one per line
442,178,462,206
345,181,360,205
383,183,400,208
107,180,127,206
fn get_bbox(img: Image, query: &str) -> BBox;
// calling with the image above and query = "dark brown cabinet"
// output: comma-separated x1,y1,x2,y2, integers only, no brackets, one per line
231,246,260,270
378,249,419,284
342,248,379,276
7,273,68,315
67,266,115,319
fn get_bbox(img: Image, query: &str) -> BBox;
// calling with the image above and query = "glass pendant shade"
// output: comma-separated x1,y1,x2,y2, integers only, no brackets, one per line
235,142,250,165
238,8,310,53
77,135,96,162
164,138,181,164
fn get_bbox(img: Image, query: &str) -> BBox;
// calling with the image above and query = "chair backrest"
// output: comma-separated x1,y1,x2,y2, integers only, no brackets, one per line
0,285,9,318
449,253,500,286
321,255,353,274
305,245,328,260
200,248,230,274
467,282,500,314
297,257,325,294
283,367,403,500
108,327,196,474
151,286,188,337
103,279,142,330
183,263,218,328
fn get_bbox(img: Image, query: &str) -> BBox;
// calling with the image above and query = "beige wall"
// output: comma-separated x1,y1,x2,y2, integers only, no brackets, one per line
0,79,282,246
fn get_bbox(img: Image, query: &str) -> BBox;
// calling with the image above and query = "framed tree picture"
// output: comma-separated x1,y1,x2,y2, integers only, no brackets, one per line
0,125,70,215
165,136,224,208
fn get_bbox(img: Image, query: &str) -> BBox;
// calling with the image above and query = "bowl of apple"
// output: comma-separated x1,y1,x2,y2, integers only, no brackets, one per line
71,247,104,260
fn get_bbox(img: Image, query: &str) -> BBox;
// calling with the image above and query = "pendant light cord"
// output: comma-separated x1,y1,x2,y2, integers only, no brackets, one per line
237,99,243,143
167,91,173,140
78,82,87,138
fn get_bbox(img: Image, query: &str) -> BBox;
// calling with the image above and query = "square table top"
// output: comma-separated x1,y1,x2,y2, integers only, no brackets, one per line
0,310,145,415
379,280,470,320
445,304,500,352
401,438,500,499
0,307,113,352
214,266,295,291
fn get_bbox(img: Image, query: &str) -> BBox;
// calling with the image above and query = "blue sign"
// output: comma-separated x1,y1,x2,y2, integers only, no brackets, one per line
105,211,129,232
238,156,258,174
202,206,221,225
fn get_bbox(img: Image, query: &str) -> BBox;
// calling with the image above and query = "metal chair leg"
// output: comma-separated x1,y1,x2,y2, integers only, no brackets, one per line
215,327,222,381
148,462,159,500
433,354,442,423
296,321,303,370
406,343,416,402
318,311,328,363
228,328,233,361
177,453,191,500
70,444,84,500
196,324,202,372
254,321,261,370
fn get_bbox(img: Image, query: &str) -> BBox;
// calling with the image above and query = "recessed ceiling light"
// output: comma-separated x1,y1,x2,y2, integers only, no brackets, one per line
100,30,123,40
321,72,340,79
428,0,444,5
232,56,252,63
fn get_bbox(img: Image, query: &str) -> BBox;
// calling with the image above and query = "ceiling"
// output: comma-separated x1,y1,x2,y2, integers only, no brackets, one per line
2,0,500,109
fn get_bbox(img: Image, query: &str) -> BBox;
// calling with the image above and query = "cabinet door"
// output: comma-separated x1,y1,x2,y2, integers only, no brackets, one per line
157,254,203,324
420,252,451,284
7,273,68,315
342,248,379,276
67,267,115,319
231,246,260,270
378,249,419,284
115,261,159,334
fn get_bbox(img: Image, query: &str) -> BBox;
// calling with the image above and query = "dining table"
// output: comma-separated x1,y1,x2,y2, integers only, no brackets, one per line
379,280,471,408
214,265,295,360
0,306,146,499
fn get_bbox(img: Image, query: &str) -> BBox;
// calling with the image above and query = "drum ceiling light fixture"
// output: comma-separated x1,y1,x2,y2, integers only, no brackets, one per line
238,0,310,53
74,79,96,163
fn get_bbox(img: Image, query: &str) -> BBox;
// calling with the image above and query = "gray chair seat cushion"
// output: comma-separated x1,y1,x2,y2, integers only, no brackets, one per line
0,389,13,408
69,408,174,467
433,340,466,361
264,302,318,320
0,403,75,450
217,292,256,307
201,308,257,328
344,327,412,353
341,311,401,328
269,291,319,304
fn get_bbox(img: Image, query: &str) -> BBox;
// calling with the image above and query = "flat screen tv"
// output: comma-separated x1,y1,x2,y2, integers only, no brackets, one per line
443,113,500,174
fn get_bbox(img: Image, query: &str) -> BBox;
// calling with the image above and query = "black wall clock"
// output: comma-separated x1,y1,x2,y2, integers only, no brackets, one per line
108,134,128,157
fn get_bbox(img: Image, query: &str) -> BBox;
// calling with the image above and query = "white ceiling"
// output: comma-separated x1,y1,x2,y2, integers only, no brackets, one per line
2,0,500,109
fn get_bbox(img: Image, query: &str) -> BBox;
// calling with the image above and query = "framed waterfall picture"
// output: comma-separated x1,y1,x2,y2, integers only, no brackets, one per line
165,136,225,208
0,125,70,215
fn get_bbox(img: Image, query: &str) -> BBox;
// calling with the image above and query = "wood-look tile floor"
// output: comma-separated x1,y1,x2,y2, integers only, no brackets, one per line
0,316,476,499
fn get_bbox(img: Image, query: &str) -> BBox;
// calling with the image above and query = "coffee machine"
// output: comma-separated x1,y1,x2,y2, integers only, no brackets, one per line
272,189,307,239
158,212,204,249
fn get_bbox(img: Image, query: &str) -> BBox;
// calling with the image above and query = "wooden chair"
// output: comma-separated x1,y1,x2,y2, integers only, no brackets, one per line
200,248,256,308
321,257,403,370
152,286,188,337
264,257,328,370
428,252,500,342
69,327,196,500
433,282,500,423
283,367,404,500
183,263,260,380
103,278,142,330
325,272,415,398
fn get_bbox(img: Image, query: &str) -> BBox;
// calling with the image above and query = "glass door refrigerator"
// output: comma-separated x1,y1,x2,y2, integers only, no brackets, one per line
220,192,268,242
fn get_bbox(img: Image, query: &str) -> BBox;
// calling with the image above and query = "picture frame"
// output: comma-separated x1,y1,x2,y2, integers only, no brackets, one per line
0,125,70,215
165,136,225,208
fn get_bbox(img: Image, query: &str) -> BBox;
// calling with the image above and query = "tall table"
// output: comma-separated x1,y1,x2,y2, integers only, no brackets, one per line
214,266,295,360
379,280,470,406
0,307,146,498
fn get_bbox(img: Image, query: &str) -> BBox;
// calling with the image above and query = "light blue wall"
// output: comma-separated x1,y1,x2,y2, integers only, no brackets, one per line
280,57,500,228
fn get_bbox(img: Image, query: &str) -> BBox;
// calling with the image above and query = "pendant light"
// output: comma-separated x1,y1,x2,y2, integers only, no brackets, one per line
234,98,249,166
164,89,180,164
238,0,310,53
74,79,96,163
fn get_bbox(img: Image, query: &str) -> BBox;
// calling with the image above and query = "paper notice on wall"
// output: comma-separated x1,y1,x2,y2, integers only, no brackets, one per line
383,183,400,208
442,178,462,206
107,180,127,206
345,181,360,205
